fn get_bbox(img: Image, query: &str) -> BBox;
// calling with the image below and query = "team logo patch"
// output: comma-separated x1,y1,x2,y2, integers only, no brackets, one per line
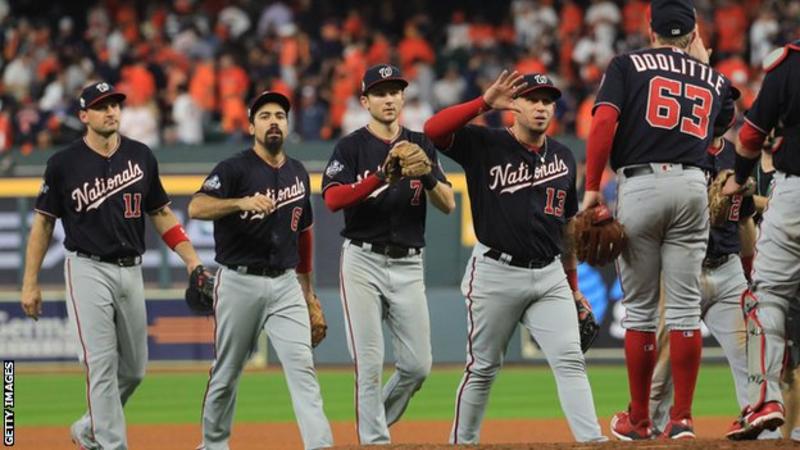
96,82,110,93
379,66,393,78
203,174,221,191
326,160,345,177
534,74,548,84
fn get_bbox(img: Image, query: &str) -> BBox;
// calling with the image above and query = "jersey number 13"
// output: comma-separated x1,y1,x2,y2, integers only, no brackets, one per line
646,76,712,140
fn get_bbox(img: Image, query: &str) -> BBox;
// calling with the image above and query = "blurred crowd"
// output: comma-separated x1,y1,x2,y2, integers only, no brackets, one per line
1,0,799,155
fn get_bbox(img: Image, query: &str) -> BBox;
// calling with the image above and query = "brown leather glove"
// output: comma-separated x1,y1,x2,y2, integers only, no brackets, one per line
307,294,327,348
574,204,627,267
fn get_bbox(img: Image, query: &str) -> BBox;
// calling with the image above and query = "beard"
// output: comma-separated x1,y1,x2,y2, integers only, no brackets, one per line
263,129,284,155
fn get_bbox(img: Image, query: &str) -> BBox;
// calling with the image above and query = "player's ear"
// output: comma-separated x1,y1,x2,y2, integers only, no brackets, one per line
78,109,88,125
359,95,369,109
248,121,255,136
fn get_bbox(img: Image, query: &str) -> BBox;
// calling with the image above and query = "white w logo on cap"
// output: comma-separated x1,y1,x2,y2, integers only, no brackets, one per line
379,66,393,78
96,82,110,92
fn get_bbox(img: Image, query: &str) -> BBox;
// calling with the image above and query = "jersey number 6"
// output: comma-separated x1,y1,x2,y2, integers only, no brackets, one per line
646,76,712,140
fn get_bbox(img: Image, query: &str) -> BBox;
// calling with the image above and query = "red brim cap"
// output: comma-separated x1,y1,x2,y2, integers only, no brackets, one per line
362,78,409,94
82,92,127,109
517,85,562,100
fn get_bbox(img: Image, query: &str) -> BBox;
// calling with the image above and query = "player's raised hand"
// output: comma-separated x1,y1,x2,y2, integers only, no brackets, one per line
687,27,712,64
21,282,42,320
238,192,276,214
581,190,605,210
482,70,527,113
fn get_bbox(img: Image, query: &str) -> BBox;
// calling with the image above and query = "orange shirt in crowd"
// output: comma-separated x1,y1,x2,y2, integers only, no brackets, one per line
515,57,546,75
343,46,367,92
218,65,248,102
280,36,299,68
496,22,516,45
623,0,648,36
36,55,59,82
715,4,747,53
716,56,750,85
120,64,156,106
0,113,12,152
397,35,435,74
468,22,495,48
329,64,354,130
221,97,248,134
366,34,391,66
575,95,595,140
189,61,216,112
559,1,583,39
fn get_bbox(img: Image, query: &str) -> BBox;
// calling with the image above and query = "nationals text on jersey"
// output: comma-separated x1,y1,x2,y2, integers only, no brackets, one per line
489,154,569,194
71,160,144,212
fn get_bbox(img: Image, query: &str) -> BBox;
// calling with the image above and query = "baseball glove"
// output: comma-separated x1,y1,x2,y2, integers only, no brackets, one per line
708,169,757,227
390,141,432,178
185,265,214,315
575,294,599,353
307,294,327,348
574,204,626,267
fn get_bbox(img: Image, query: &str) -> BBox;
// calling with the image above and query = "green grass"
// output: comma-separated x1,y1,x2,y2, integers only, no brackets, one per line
15,364,740,426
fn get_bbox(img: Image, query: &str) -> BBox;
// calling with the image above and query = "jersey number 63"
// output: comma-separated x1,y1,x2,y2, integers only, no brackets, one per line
646,76,712,140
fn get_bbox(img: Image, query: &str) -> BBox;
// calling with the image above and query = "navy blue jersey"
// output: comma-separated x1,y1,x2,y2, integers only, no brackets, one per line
745,42,800,175
442,125,578,261
595,47,737,171
321,126,448,248
35,136,170,258
704,139,755,258
198,149,312,269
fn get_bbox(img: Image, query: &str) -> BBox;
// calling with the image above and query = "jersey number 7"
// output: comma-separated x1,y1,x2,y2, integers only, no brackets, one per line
646,76,712,140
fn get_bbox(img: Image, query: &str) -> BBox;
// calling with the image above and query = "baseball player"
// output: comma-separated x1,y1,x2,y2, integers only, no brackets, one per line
648,135,759,436
321,64,455,444
424,71,607,444
189,91,332,450
20,82,204,450
723,39,800,440
582,0,739,439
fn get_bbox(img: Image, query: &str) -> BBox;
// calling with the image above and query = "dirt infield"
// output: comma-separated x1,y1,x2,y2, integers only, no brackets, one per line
15,417,800,449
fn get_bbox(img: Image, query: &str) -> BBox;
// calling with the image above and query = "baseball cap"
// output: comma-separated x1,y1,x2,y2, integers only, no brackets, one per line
650,0,696,37
516,73,562,100
79,82,126,110
248,91,291,121
361,64,408,95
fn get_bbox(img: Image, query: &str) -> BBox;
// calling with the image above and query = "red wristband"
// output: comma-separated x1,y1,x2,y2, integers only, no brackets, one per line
162,224,189,250
566,268,579,291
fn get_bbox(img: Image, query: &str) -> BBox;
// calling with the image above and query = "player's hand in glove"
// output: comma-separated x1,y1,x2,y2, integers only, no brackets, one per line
574,204,626,267
306,292,327,347
185,265,215,315
391,140,432,178
574,291,599,353
709,169,756,227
